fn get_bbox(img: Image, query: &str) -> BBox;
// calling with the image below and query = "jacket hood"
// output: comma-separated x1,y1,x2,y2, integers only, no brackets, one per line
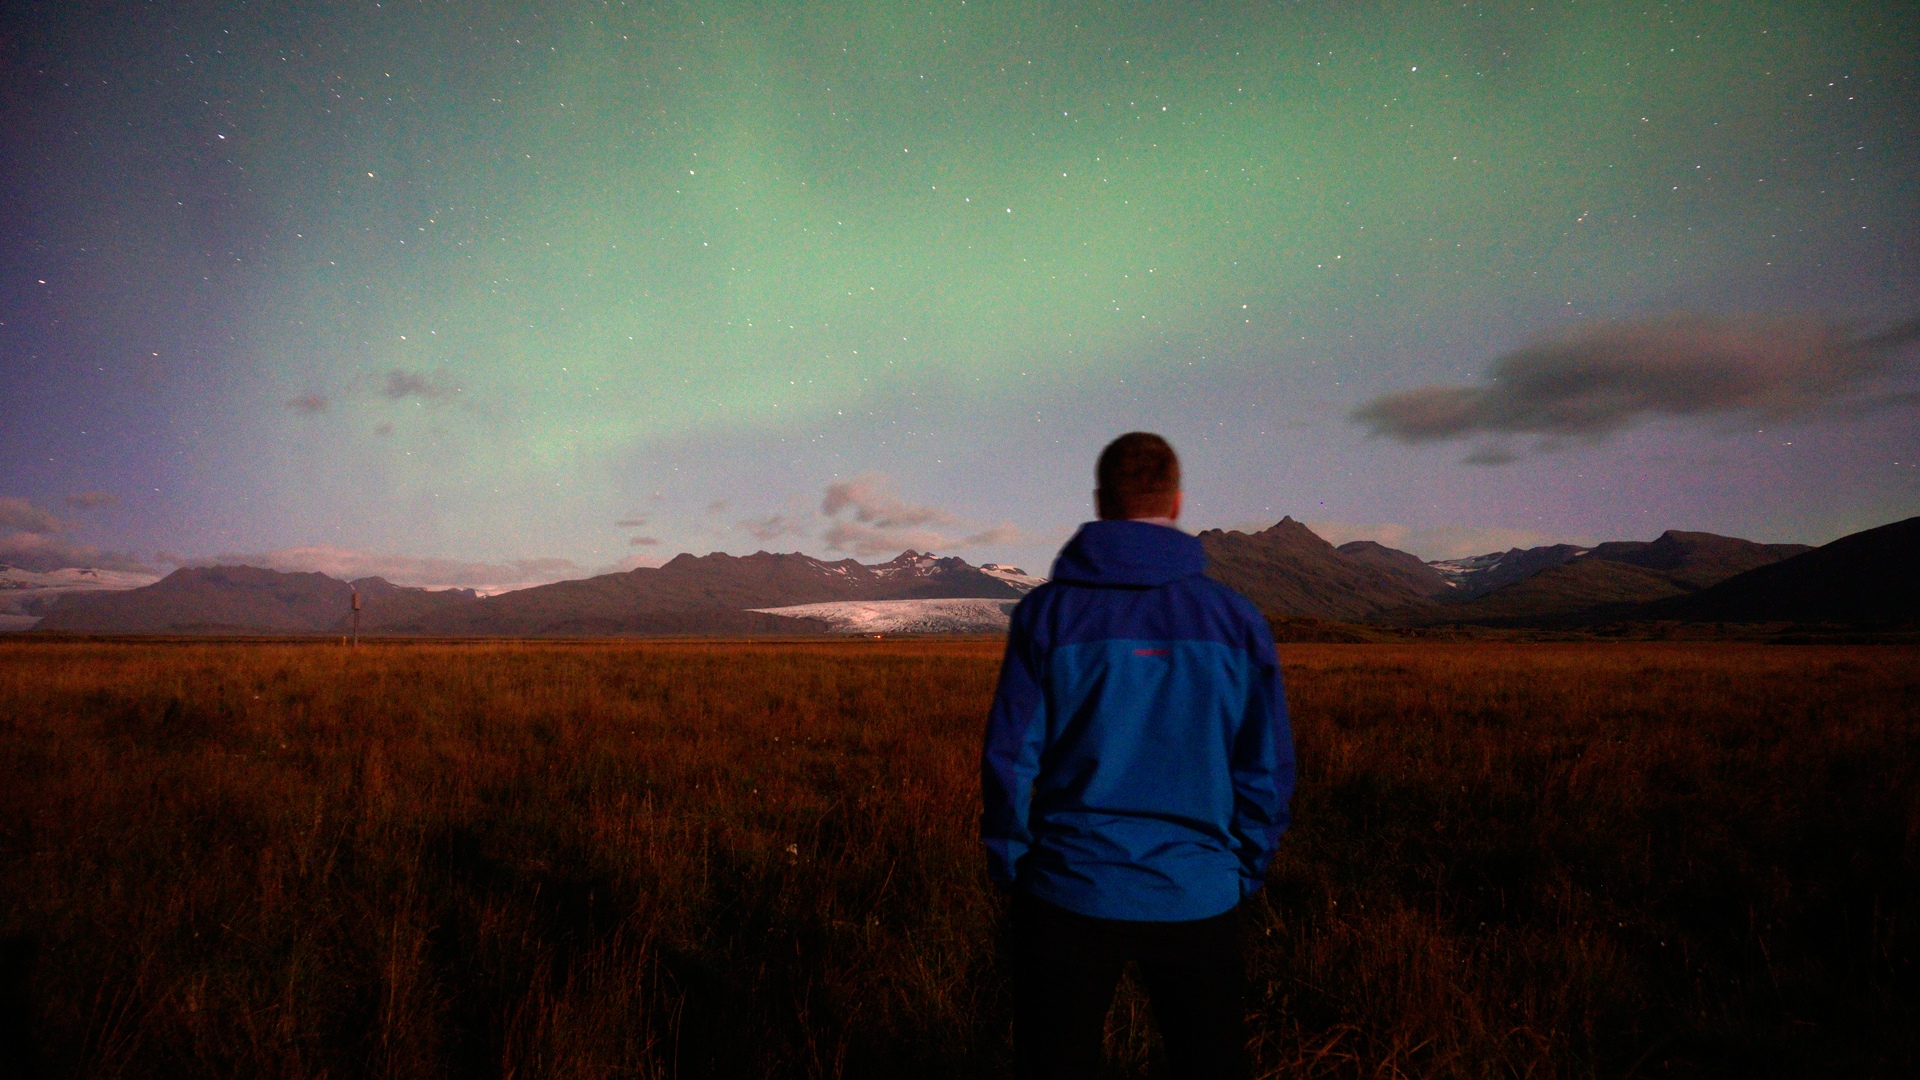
1050,519,1206,587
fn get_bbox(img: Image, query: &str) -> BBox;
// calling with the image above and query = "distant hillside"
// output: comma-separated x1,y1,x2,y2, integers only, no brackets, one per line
31,518,1884,637
1386,559,1692,627
1336,540,1451,597
35,549,1031,637
1645,517,1919,625
34,566,477,635
1430,545,1591,597
386,549,1026,636
1584,531,1813,589
1198,518,1438,621
1392,529,1835,627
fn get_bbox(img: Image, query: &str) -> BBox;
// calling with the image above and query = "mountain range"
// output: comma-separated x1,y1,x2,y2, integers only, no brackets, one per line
30,550,1038,637
1643,516,1918,625
1195,518,1443,622
19,516,1915,636
1369,528,1828,627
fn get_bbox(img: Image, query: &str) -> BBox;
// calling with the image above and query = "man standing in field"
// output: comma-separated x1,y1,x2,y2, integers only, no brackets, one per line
981,432,1296,1079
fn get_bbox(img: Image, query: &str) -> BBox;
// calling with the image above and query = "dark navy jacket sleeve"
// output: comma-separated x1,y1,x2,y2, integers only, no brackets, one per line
980,601,1046,888
1228,610,1295,897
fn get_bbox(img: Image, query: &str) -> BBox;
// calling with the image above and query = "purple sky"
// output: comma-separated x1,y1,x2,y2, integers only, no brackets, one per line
3,1,1915,587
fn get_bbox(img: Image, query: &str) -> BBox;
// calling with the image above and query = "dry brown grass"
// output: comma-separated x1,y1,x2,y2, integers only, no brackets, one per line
0,639,1914,1078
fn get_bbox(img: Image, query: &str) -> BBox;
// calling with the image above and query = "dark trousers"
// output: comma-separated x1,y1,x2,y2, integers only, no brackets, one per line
1010,890,1249,1080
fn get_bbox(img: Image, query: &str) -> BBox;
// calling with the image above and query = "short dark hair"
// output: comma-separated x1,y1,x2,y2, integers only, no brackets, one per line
1096,432,1180,519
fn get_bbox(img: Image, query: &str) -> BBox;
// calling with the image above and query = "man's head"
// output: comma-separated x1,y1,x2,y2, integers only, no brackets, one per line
1095,432,1182,521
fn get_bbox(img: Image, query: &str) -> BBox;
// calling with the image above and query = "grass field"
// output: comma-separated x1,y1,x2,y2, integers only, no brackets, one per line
0,638,1914,1078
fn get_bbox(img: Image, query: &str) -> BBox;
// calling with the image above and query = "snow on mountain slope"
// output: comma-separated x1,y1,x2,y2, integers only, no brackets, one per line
1425,552,1507,589
978,563,1045,592
748,598,1018,634
0,565,162,630
1427,548,1590,594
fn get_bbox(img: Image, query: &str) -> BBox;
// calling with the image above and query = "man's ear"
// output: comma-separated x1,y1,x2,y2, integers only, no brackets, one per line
1168,490,1183,521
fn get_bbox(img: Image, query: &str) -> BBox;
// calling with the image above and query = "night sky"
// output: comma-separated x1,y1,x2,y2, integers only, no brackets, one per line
4,1,1915,588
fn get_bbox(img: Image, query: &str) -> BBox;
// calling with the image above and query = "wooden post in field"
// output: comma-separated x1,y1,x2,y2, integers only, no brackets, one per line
350,587,361,647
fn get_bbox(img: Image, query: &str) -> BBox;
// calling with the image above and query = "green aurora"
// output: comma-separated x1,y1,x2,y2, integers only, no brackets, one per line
3,1,1915,579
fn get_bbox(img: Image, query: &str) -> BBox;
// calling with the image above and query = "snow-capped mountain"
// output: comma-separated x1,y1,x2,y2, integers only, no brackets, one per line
1426,546,1591,597
1425,552,1512,590
978,563,1045,592
32,548,1045,636
1391,531,1821,626
865,551,1043,591
18,515,1893,634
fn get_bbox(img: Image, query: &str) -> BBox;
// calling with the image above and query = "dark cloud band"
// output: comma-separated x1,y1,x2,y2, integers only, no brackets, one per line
1352,314,1920,461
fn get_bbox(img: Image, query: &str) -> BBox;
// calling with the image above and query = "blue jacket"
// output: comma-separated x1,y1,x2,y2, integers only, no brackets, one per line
980,519,1296,921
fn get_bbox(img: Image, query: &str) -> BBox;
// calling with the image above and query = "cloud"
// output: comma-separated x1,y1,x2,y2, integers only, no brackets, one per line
1461,445,1518,466
384,369,460,402
821,518,1027,558
0,496,153,572
706,500,730,515
63,491,120,510
822,521,952,557
286,394,329,415
822,472,955,528
0,531,154,573
618,515,658,548
814,471,1025,556
0,496,71,534
373,422,394,437
958,523,1025,548
1301,519,1590,561
1351,313,1920,462
737,514,808,542
190,546,581,592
